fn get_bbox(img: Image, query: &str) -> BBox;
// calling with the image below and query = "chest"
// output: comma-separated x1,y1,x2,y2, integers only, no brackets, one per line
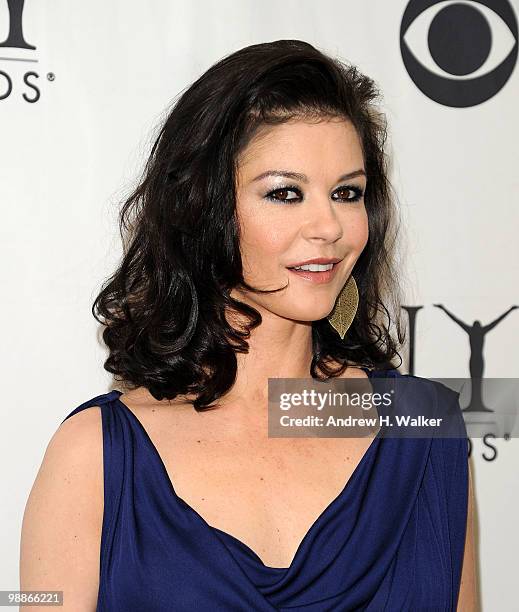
147,422,375,569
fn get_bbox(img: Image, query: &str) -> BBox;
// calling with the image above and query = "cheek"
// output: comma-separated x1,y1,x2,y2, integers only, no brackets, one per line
239,211,294,262
358,218,370,250
344,210,370,252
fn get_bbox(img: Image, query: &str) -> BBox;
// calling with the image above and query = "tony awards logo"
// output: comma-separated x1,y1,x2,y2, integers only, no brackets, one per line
0,0,50,102
404,304,519,463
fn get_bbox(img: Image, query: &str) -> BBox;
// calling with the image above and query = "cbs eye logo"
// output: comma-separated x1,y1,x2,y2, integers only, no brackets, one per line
400,0,518,107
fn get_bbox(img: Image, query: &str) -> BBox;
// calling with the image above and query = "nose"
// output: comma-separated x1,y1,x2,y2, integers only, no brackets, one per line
300,196,343,243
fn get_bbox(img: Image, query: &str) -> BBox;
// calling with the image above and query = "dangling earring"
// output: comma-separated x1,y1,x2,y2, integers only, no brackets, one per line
327,275,359,340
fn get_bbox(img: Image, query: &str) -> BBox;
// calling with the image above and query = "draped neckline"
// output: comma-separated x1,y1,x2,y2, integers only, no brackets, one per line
110,367,386,571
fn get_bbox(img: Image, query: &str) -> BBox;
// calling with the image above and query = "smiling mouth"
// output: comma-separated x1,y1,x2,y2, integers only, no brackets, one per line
287,263,336,272
286,261,341,284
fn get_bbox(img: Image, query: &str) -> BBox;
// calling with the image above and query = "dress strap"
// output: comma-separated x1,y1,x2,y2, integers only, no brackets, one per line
60,390,128,600
60,389,122,424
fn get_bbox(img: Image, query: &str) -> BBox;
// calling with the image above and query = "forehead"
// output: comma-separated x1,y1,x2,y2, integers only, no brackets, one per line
237,118,363,177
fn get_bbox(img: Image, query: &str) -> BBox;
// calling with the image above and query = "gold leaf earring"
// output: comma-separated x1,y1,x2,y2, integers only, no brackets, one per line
326,275,359,340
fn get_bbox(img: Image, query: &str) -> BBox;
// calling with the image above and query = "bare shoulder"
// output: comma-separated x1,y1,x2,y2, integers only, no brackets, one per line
457,460,479,610
339,365,370,378
117,386,196,431
20,405,104,611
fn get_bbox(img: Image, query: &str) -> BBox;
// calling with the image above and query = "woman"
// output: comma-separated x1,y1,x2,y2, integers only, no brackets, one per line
20,40,477,610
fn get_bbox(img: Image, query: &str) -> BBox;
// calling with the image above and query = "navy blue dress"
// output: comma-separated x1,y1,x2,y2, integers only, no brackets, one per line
61,369,469,611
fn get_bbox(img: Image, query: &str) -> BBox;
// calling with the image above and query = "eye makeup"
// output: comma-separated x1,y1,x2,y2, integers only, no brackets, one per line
264,184,365,204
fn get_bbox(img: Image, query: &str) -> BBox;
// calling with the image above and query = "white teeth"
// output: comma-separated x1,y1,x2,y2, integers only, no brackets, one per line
292,263,334,272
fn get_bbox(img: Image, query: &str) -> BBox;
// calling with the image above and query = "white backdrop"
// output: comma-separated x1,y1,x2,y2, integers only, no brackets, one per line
1,1,518,609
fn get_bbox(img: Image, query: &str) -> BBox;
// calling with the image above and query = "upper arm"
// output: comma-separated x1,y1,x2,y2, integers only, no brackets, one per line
20,406,104,612
457,460,479,611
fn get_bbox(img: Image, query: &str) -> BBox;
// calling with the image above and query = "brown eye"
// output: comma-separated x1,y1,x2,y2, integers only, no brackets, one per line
336,188,350,199
265,186,301,204
333,185,364,202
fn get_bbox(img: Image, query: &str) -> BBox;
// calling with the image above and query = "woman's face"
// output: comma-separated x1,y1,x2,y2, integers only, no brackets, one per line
232,117,369,323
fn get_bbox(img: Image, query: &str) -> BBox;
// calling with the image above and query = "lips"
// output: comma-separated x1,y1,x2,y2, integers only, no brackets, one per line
286,259,341,284
286,257,342,268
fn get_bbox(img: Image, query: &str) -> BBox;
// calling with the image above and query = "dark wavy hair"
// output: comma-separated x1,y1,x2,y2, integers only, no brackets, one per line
93,39,406,410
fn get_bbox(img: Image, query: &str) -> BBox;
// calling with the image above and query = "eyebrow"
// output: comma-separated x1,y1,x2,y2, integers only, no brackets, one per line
251,169,366,183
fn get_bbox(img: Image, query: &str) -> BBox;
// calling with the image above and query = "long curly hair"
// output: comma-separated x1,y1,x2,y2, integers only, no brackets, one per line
93,39,407,411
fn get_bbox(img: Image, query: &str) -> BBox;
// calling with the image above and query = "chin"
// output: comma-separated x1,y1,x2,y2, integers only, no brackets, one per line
284,306,334,323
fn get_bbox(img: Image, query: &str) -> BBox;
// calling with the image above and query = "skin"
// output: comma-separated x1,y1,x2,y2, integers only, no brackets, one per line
19,117,478,610
458,459,479,610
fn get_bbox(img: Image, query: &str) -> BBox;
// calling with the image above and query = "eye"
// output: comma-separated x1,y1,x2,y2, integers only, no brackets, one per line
263,184,365,204
333,185,365,203
264,185,302,204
